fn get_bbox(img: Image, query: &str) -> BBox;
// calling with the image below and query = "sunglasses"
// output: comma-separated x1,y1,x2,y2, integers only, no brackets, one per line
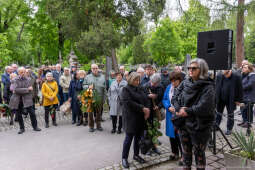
188,67,199,71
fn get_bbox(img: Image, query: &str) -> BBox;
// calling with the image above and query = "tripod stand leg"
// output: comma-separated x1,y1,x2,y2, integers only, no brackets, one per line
217,125,233,149
213,125,216,155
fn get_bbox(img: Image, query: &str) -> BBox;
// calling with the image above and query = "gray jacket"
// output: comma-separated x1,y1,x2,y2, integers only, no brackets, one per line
83,73,106,101
108,80,127,116
9,76,34,110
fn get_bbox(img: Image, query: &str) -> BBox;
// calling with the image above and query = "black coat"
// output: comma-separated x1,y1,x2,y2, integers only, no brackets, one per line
242,72,255,103
215,72,243,112
161,73,170,91
143,82,164,121
121,85,150,134
172,78,215,131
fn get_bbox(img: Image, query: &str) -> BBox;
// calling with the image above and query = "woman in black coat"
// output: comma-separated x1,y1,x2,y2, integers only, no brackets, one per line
68,72,83,125
240,63,255,128
121,72,150,169
172,58,215,170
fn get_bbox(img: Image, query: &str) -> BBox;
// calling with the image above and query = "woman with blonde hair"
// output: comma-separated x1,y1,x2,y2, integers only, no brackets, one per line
41,72,59,128
121,72,150,168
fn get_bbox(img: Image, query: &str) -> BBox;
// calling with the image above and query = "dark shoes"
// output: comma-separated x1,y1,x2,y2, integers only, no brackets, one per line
89,128,95,132
117,129,122,134
76,122,82,126
169,154,179,161
45,123,49,128
18,129,25,134
240,122,252,128
83,121,88,126
34,127,41,132
238,122,245,126
225,130,232,135
122,159,129,168
53,122,58,126
97,127,103,131
133,155,146,164
72,121,76,125
111,129,116,134
10,121,14,126
152,147,161,155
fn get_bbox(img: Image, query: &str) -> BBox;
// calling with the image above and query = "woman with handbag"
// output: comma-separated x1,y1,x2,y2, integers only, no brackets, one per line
121,72,150,169
172,58,215,170
162,71,183,162
41,72,59,128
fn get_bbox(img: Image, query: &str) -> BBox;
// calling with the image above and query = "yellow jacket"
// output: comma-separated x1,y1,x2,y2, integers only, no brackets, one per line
41,80,59,106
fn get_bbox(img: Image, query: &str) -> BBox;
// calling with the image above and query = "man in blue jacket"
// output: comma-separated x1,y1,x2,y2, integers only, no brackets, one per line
1,66,13,104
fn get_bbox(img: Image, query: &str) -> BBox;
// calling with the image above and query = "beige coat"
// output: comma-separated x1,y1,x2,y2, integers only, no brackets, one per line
60,75,71,93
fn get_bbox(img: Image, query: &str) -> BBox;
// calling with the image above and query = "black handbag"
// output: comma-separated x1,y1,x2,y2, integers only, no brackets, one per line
139,131,153,155
171,114,185,129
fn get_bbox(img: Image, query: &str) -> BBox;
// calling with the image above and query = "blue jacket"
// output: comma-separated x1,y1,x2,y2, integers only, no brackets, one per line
141,75,150,86
1,72,10,85
162,84,175,138
242,72,255,103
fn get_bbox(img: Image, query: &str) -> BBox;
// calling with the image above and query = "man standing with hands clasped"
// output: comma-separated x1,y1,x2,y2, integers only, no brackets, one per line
9,67,41,134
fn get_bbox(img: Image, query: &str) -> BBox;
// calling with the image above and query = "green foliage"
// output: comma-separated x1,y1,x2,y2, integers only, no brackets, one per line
147,119,162,145
232,131,255,160
245,28,255,63
144,18,182,66
0,33,12,69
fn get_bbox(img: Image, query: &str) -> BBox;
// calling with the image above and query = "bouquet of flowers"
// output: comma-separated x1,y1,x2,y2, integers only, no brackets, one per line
0,104,11,118
80,84,101,113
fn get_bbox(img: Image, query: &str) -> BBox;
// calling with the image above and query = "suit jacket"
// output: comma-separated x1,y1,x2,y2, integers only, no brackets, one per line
215,71,243,113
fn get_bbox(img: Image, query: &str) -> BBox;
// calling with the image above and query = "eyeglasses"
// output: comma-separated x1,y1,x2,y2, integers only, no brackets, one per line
188,67,199,71
91,68,98,70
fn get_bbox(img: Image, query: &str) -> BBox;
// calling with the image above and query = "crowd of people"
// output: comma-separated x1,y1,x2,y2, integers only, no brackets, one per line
1,58,255,170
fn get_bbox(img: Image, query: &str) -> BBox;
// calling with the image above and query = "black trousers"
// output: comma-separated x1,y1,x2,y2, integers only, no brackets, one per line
122,132,142,159
179,128,210,169
169,131,182,156
111,115,122,131
44,104,58,124
216,101,234,131
17,102,37,130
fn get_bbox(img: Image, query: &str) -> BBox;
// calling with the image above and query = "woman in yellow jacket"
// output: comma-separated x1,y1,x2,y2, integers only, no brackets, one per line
41,72,59,128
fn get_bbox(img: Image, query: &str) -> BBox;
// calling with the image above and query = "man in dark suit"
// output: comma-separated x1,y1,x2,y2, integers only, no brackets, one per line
215,70,243,135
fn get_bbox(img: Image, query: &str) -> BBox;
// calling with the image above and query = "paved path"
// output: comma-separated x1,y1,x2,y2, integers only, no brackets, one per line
0,106,252,170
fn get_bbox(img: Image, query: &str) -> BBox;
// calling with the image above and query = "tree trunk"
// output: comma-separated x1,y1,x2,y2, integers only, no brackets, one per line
111,48,118,72
38,50,41,65
235,0,245,68
16,22,25,41
58,22,64,64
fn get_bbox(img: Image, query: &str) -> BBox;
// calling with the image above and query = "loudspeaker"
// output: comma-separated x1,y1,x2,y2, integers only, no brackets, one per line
197,29,233,70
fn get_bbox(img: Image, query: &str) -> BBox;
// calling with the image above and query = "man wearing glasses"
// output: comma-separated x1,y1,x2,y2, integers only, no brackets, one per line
215,69,243,135
83,64,106,132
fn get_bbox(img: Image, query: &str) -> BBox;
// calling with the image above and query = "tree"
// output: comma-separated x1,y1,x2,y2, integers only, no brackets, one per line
0,33,12,68
144,18,182,66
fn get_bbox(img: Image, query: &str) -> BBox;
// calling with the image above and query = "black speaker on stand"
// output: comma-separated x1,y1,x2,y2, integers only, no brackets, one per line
197,29,234,155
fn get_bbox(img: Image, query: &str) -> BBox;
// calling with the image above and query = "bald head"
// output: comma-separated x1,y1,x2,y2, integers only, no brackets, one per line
18,67,26,77
91,64,99,76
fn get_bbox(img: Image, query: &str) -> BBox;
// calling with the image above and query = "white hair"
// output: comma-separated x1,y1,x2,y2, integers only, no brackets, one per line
17,67,26,73
137,67,145,73
46,72,53,77
190,58,209,80
150,73,161,84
